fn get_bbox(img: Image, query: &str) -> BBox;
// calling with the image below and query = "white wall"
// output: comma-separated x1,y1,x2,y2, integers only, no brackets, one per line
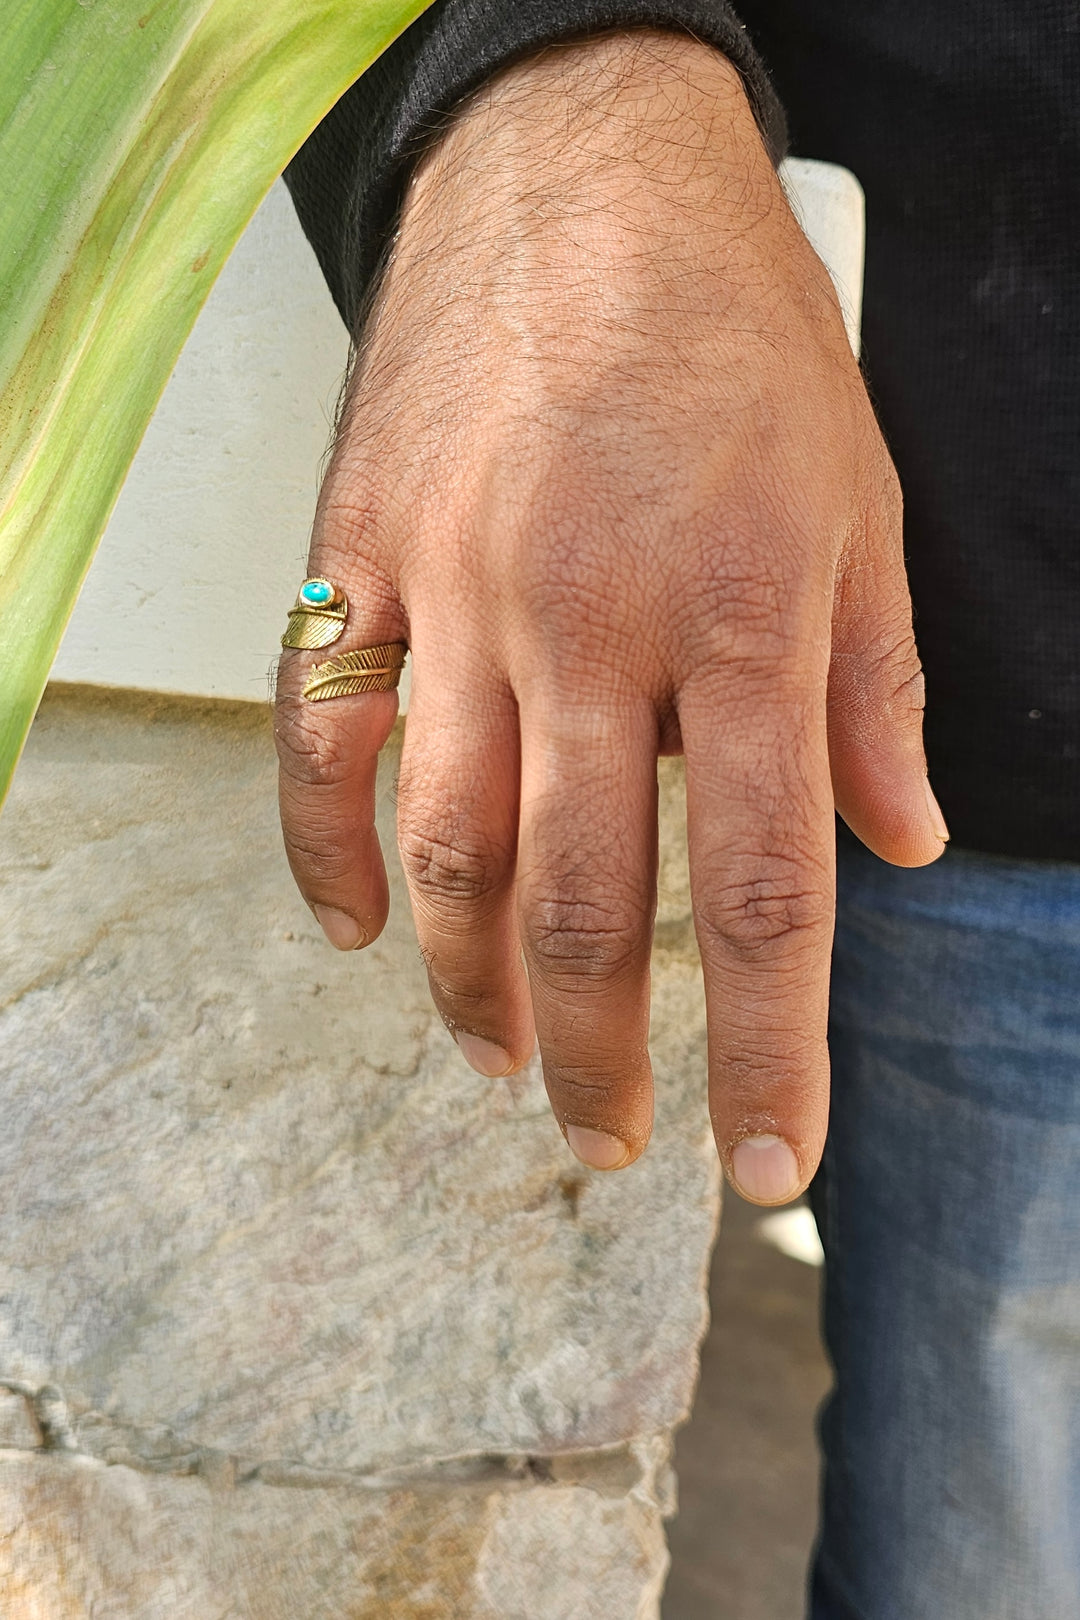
53,161,863,709
52,181,350,705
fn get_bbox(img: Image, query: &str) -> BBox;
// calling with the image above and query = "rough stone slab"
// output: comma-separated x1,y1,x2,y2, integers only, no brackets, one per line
0,687,716,1610
0,1447,668,1619
0,1388,41,1451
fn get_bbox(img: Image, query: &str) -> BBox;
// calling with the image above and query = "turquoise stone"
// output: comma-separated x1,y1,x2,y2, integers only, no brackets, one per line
300,579,333,607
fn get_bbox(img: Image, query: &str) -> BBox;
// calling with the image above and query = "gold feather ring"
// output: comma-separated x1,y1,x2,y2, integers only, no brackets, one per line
302,643,408,701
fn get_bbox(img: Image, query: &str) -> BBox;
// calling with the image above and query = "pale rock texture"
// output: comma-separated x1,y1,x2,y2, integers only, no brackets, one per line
0,1450,669,1619
0,687,716,1617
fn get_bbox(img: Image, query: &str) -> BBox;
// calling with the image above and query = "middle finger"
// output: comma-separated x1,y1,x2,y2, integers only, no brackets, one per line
516,685,660,1171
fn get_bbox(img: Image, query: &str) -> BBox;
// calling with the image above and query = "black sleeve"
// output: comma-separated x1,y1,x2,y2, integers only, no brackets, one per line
283,0,787,333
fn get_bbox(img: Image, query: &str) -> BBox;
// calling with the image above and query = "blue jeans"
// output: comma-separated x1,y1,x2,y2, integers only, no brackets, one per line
811,834,1080,1620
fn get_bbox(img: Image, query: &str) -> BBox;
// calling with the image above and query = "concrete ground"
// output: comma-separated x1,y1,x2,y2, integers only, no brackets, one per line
662,1194,831,1620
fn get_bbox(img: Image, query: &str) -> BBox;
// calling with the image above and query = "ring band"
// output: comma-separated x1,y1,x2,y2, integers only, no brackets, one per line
282,578,348,649
302,643,408,701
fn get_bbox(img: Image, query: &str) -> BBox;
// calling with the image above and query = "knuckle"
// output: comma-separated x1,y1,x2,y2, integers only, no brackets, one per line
426,974,495,1019
695,860,831,963
676,534,824,675
524,891,644,981
887,657,926,720
274,694,353,792
868,451,905,522
547,1065,623,1108
282,824,354,888
399,824,503,908
518,575,641,682
864,631,926,716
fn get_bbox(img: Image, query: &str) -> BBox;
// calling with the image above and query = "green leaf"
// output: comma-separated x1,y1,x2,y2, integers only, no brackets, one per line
0,0,433,807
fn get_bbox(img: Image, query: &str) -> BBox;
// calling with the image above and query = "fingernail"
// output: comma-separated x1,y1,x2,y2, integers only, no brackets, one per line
456,1032,514,1078
924,778,950,843
312,905,366,951
565,1124,631,1171
731,1134,801,1204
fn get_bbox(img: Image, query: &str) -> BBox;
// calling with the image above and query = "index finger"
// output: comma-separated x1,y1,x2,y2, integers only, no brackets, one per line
274,567,406,951
678,666,835,1205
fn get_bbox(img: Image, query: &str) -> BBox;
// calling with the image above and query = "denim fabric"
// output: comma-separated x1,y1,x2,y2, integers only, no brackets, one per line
811,835,1080,1620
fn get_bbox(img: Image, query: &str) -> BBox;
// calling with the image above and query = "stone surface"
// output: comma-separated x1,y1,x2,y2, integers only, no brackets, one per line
0,1447,668,1618
0,1387,41,1451
0,686,716,1614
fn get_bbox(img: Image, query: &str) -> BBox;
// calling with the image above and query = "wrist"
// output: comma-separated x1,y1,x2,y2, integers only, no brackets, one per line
395,31,776,287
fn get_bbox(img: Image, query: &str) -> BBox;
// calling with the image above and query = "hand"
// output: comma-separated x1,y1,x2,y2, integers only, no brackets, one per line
275,33,947,1204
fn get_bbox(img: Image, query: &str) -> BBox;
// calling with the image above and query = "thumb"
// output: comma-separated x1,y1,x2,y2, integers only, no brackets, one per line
827,469,949,868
